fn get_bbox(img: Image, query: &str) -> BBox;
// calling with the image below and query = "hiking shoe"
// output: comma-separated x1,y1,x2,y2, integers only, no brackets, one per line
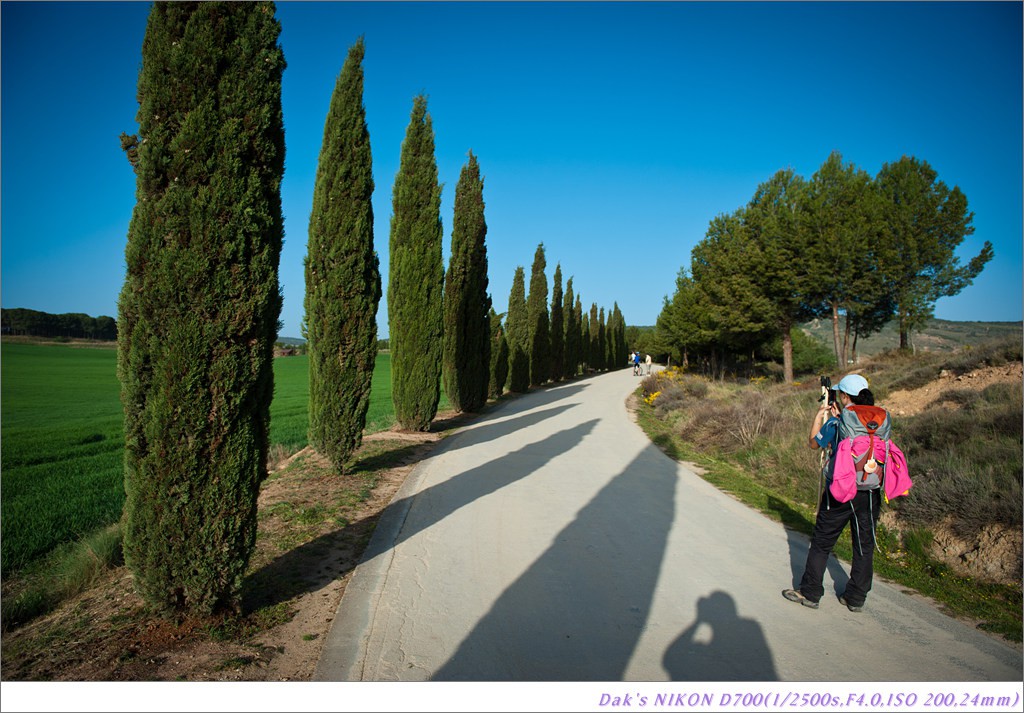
782,589,819,609
838,594,863,612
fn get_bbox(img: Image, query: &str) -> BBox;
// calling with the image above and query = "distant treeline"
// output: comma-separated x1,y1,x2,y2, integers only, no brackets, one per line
1,308,117,340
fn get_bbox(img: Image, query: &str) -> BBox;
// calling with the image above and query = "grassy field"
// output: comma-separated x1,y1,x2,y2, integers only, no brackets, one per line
0,342,416,578
1,343,125,575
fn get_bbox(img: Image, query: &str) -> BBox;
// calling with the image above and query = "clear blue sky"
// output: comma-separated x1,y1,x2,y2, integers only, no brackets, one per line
3,1,1021,341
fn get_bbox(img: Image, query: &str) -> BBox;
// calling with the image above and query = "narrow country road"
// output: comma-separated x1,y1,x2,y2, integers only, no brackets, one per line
314,367,1022,681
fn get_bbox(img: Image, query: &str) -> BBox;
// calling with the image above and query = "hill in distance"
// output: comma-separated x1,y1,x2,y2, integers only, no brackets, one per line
800,317,1022,359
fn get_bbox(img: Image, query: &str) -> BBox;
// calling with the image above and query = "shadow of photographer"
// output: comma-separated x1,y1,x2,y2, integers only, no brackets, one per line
662,590,778,681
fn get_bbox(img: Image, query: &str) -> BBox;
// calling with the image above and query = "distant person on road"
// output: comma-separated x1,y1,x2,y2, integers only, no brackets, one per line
783,373,882,613
645,353,652,375
633,350,642,376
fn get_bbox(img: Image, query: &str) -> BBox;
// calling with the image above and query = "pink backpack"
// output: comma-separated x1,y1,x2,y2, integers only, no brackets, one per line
828,405,912,503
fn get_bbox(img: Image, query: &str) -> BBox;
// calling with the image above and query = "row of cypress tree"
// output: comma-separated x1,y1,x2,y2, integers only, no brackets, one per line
116,4,586,616
499,243,629,395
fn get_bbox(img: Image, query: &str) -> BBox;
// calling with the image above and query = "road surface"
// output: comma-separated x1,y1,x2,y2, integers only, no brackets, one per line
314,367,1022,681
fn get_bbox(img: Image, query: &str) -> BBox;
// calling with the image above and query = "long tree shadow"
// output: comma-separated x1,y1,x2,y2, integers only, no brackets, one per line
767,495,848,592
662,590,778,680
427,402,580,457
433,442,676,680
361,418,600,562
244,418,599,613
428,379,588,435
241,507,384,614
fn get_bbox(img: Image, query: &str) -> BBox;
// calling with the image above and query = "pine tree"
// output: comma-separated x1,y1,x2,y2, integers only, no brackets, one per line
305,38,381,471
549,264,565,382
527,244,550,386
874,156,992,350
388,96,444,430
488,306,509,399
505,266,530,393
739,168,813,383
117,1,285,616
442,152,490,412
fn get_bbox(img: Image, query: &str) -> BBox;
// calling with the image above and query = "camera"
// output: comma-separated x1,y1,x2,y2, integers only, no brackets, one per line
820,376,835,406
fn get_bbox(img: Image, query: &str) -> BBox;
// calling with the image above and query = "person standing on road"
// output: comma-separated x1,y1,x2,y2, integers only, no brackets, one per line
645,353,652,375
783,373,882,613
633,350,642,376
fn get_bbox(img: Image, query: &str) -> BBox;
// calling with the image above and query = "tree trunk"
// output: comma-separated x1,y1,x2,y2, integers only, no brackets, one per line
842,314,852,367
782,320,794,384
831,302,842,367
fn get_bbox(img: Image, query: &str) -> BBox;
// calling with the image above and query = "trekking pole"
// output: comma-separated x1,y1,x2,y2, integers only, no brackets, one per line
815,375,832,516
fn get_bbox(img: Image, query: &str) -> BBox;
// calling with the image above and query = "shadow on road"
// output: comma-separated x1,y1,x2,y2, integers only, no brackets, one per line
432,442,678,680
361,418,601,563
434,402,580,456
767,496,848,593
662,590,778,680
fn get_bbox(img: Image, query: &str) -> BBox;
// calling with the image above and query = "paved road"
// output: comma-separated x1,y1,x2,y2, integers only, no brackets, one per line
314,368,1022,681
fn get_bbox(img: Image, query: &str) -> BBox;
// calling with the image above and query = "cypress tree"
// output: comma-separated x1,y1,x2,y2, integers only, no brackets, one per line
549,264,564,382
442,152,491,412
598,306,608,371
305,38,381,470
117,1,285,616
611,303,627,368
581,303,591,372
488,306,509,399
562,277,577,378
388,96,444,430
505,266,530,393
574,293,585,373
589,303,601,370
527,243,550,386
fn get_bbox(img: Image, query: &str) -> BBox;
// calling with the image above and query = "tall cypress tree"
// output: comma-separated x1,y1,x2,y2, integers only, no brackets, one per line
305,38,380,470
563,277,577,378
575,293,585,373
488,306,509,399
505,266,530,393
442,152,491,412
527,243,550,386
388,96,443,430
117,1,285,616
589,303,601,371
598,306,608,371
611,303,627,368
549,264,564,382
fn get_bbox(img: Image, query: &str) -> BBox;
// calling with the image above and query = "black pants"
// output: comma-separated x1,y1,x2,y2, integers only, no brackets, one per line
798,488,881,606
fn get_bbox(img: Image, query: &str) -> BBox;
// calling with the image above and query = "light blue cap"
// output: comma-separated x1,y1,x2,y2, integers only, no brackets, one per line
833,374,869,396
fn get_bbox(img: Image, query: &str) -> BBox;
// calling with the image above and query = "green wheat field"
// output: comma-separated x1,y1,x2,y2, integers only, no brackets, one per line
0,342,407,576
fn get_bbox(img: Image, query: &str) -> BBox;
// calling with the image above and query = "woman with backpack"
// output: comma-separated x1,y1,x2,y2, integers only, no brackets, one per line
783,373,883,613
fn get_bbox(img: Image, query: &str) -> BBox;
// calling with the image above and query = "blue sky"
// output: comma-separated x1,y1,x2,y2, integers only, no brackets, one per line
2,1,1021,341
